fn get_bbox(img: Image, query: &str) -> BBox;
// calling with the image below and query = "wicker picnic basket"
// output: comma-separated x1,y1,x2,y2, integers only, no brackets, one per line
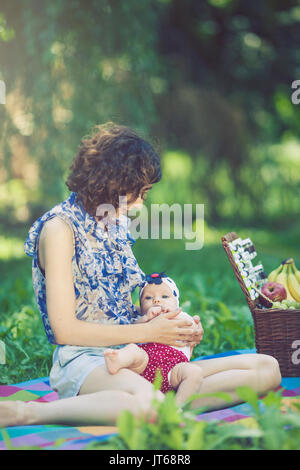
222,231,300,377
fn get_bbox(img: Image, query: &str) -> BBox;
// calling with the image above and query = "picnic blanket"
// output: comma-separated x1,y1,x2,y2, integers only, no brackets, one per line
1,349,300,450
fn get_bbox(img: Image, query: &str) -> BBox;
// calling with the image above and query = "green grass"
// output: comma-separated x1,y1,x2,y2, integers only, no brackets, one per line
1,226,299,384
87,386,300,451
0,258,54,384
1,227,300,450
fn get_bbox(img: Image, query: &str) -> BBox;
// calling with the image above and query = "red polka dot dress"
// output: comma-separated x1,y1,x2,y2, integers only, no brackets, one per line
138,343,189,393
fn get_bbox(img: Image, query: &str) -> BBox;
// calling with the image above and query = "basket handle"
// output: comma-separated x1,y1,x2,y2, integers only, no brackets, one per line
221,232,257,311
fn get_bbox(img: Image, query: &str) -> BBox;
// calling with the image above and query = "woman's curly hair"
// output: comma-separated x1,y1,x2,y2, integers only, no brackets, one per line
66,122,161,216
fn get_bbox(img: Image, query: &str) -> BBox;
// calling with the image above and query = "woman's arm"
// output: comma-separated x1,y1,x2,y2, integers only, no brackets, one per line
41,217,195,347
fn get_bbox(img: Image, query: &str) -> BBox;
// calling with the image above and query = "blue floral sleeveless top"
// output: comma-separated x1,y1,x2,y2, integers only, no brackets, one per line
24,192,145,344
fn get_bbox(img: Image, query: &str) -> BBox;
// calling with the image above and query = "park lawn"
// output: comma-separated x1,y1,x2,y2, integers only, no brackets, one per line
0,226,299,385
2,229,300,451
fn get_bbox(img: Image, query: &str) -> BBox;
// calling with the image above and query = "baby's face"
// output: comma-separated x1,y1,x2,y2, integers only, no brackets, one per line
140,282,178,314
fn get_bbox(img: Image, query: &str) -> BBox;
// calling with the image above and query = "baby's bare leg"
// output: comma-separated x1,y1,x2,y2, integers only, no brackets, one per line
104,343,149,375
170,362,203,406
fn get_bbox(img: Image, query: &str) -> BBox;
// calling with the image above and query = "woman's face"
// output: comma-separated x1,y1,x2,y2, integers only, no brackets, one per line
119,185,153,214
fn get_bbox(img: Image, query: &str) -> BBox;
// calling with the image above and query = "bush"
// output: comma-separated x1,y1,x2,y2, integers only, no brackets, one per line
88,385,300,451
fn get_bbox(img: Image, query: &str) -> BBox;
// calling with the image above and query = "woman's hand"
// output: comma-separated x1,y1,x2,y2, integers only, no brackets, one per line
161,310,204,348
145,308,199,347
189,315,204,348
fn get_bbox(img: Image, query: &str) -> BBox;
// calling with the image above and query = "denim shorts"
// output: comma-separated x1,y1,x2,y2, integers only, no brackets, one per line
49,344,125,399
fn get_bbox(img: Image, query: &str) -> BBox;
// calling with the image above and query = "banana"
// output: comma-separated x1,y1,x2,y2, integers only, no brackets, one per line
291,260,300,284
288,263,300,302
268,263,283,282
275,263,295,301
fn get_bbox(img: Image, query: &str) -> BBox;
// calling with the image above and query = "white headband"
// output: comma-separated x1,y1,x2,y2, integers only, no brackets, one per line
139,273,180,307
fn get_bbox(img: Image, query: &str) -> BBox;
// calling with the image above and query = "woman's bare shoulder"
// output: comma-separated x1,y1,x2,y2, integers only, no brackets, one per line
39,216,74,264
40,216,73,241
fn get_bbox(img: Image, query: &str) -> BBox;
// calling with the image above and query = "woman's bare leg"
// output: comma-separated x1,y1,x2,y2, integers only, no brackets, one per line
104,343,148,375
0,390,151,427
169,362,204,406
0,354,281,427
189,353,281,410
0,367,164,427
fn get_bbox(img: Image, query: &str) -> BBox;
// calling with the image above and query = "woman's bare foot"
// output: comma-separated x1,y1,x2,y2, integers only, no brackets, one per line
104,349,123,375
0,400,39,427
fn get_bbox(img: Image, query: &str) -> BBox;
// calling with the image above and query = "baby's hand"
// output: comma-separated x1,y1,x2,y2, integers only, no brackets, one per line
144,306,163,322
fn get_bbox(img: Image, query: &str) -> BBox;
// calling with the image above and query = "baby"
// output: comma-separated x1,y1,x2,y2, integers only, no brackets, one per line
104,272,203,405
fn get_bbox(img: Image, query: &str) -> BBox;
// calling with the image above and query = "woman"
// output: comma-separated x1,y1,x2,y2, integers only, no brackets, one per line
0,123,281,427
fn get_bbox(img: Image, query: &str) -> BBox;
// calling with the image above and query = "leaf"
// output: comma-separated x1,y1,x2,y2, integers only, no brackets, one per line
0,429,14,450
52,437,67,449
162,427,184,450
236,386,261,416
207,423,263,450
212,328,221,349
157,391,181,425
153,368,163,392
185,421,206,450
217,301,232,319
282,412,300,428
0,324,14,339
235,427,263,439
117,410,136,449
261,390,282,409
